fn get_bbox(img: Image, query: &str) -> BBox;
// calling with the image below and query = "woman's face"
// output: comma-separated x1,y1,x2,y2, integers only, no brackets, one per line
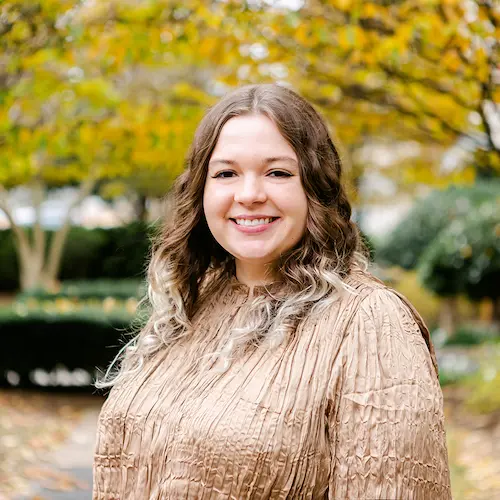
203,114,308,280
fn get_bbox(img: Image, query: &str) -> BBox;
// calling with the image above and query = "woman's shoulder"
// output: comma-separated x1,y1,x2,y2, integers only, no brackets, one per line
344,268,417,313
343,268,438,374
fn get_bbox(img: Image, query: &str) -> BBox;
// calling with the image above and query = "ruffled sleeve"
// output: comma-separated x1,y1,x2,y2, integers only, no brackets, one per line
327,288,451,499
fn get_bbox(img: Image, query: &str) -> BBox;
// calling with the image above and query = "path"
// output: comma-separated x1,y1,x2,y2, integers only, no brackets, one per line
16,404,100,500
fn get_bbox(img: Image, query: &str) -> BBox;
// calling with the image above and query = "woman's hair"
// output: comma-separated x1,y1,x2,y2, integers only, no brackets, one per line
96,83,368,388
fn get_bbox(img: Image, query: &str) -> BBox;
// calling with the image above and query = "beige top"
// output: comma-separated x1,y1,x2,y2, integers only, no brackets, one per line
93,270,451,499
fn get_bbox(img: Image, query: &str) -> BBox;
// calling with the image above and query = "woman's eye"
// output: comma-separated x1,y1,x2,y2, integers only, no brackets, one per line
213,171,235,179
268,170,292,178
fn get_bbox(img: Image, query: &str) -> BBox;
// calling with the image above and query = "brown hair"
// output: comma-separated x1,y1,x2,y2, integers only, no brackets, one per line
97,83,367,386
154,84,363,312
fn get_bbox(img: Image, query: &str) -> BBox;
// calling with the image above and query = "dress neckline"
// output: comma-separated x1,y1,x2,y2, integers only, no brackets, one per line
227,275,286,297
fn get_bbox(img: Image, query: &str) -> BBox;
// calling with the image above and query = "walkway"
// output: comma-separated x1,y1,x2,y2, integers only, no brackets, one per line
16,405,99,500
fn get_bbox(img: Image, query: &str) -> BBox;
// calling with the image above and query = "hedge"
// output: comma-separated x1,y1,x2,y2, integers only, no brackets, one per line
0,307,135,388
377,182,499,270
418,206,500,300
0,221,153,291
17,279,146,302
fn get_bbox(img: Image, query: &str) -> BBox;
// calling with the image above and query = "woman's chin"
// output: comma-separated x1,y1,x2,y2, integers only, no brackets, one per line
232,250,278,265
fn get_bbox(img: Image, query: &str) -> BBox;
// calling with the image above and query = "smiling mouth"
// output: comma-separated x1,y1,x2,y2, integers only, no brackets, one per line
230,217,280,226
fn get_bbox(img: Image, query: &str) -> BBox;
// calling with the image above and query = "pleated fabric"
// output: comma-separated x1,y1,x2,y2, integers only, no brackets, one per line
93,270,451,499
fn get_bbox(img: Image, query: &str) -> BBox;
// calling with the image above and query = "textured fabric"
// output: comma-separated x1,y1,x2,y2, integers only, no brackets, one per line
93,270,451,499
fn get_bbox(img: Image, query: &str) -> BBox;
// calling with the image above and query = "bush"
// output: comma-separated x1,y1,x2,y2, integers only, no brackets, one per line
377,182,499,270
58,227,109,281
464,346,500,414
0,228,21,290
17,279,146,301
0,306,135,388
98,221,153,279
360,231,376,261
0,221,155,291
377,181,500,304
419,205,500,300
442,325,499,347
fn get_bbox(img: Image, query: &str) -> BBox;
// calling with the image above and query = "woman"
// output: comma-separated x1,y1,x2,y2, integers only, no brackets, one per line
94,84,451,499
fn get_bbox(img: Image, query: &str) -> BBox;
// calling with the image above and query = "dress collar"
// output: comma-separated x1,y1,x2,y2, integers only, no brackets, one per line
227,275,287,298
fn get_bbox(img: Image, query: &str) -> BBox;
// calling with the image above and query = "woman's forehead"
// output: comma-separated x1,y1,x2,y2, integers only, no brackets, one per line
213,115,297,158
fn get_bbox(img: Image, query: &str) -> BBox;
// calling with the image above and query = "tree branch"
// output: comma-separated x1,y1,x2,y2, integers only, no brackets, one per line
379,63,476,111
45,173,99,281
31,179,46,263
477,2,500,155
0,185,31,255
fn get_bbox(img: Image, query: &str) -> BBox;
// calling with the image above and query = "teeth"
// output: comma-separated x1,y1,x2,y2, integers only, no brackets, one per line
235,217,274,226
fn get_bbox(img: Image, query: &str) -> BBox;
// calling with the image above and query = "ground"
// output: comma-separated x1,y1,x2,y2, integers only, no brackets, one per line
0,386,499,499
0,390,103,500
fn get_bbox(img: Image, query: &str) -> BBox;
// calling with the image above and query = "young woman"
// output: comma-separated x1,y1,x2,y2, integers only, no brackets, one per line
93,84,451,499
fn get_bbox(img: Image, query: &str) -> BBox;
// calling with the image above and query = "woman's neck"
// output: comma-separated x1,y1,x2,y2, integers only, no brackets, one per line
235,261,277,289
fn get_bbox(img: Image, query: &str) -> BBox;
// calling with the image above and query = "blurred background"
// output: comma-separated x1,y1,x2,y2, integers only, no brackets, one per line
0,0,499,498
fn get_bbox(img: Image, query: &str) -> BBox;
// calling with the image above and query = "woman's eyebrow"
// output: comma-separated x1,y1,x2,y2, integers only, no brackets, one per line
209,157,298,167
208,158,236,167
265,156,298,166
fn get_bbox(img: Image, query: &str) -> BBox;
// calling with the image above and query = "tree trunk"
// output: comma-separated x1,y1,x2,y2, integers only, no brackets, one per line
19,246,45,291
44,220,72,289
42,175,97,289
439,296,458,337
135,194,148,222
493,297,500,326
1,176,98,291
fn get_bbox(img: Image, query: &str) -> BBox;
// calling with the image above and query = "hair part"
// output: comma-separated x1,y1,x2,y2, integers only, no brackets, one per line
96,83,368,388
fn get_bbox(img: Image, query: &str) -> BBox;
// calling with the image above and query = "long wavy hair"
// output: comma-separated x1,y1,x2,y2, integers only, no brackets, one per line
96,83,368,388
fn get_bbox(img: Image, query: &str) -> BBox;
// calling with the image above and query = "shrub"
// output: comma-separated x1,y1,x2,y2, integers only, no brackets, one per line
0,222,155,291
377,181,500,305
377,182,499,270
0,228,20,290
419,205,500,300
0,307,136,388
17,279,146,302
98,221,153,279
464,346,500,414
442,325,499,347
58,227,109,280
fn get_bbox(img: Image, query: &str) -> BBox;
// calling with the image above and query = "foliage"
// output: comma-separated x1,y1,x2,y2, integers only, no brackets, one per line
57,226,110,280
439,370,469,387
377,182,499,270
234,0,500,169
1,0,498,289
419,197,500,299
17,279,145,302
0,222,153,290
441,325,499,347
0,0,211,289
360,230,376,261
377,181,499,302
419,198,500,300
0,228,19,289
0,0,208,191
464,346,500,414
0,305,134,387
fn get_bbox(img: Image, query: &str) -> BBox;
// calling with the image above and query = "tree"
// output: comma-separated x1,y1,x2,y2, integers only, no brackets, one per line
2,0,497,290
378,181,500,333
0,1,210,290
419,203,500,321
377,182,498,269
230,0,499,180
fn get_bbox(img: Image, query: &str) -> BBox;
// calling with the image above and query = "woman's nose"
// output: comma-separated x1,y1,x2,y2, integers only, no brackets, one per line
234,176,267,205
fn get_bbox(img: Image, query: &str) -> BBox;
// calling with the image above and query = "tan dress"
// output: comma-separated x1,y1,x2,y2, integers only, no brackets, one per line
93,270,451,499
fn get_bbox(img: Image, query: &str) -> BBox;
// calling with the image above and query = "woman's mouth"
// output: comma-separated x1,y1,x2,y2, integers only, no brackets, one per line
232,217,279,226
229,217,280,233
